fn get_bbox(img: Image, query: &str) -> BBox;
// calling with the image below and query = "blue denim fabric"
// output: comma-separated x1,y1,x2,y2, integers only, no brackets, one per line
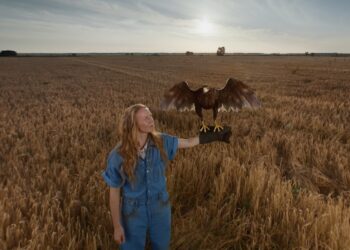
101,133,178,250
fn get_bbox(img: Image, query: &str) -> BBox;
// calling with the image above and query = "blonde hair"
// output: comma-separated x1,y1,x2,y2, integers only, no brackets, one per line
118,104,168,186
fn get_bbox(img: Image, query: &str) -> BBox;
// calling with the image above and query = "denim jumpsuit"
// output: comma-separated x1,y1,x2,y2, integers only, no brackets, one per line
102,133,178,250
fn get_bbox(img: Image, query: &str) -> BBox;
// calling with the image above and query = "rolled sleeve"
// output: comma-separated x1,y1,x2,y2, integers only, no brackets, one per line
162,133,179,161
101,150,124,188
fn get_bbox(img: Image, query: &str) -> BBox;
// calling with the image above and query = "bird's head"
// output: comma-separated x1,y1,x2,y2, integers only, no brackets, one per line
202,85,210,93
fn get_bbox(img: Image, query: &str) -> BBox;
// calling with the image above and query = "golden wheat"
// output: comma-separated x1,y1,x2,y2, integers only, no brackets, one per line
0,55,349,249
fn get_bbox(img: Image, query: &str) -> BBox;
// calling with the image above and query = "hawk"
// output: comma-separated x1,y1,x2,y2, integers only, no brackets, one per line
160,77,261,132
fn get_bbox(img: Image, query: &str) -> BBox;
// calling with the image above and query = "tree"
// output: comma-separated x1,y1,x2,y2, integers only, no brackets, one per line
0,50,17,56
217,47,225,56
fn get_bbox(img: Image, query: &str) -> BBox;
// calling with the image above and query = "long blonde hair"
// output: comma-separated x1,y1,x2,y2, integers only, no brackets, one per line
118,104,168,185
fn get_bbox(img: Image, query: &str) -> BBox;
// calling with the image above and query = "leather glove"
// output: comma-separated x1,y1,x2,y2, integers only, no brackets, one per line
199,126,232,144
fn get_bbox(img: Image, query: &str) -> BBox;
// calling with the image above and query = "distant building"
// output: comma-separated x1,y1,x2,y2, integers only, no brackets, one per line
0,50,17,56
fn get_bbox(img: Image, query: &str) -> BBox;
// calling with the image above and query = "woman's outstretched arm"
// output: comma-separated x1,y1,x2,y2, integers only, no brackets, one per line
178,137,199,148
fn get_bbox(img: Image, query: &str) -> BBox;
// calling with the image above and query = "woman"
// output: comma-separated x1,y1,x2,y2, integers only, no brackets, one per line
102,103,231,250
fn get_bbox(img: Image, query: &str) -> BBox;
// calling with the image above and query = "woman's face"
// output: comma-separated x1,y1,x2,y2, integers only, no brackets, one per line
135,107,155,133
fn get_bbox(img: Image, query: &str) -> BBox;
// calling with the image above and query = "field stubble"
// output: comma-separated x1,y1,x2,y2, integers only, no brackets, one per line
0,55,349,249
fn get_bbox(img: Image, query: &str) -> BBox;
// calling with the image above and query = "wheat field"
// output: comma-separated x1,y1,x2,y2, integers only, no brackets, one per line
0,55,349,249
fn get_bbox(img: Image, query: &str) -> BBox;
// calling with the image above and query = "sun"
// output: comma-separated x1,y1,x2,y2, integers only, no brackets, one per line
196,19,214,35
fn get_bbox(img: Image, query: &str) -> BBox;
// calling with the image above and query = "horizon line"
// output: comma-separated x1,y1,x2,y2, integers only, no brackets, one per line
2,51,350,55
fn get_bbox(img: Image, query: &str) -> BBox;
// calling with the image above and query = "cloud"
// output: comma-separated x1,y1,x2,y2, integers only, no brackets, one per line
0,0,349,52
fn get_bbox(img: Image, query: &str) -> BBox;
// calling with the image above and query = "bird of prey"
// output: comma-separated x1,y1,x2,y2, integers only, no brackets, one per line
160,77,261,132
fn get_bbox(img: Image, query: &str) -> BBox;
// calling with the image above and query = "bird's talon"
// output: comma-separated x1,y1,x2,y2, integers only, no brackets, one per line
200,127,210,133
213,123,224,132
200,123,210,133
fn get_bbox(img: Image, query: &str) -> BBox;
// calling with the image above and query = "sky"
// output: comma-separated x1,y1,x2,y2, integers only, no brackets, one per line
0,0,349,53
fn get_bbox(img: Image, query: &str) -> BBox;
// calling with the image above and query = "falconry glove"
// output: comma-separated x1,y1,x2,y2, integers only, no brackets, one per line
199,126,232,144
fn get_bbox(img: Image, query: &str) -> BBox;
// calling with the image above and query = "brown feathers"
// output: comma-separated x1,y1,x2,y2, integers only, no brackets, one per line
160,77,261,116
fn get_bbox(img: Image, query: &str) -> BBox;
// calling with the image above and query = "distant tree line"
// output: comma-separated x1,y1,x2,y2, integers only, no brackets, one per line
0,50,17,56
305,52,315,56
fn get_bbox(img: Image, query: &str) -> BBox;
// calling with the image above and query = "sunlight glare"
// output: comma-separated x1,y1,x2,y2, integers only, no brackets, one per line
196,19,214,35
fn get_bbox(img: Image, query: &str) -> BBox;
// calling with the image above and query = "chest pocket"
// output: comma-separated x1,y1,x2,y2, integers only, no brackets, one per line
147,148,165,183
123,160,145,190
153,161,165,182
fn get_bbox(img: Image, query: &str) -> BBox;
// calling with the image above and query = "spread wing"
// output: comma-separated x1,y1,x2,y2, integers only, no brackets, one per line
217,78,261,112
160,81,196,111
